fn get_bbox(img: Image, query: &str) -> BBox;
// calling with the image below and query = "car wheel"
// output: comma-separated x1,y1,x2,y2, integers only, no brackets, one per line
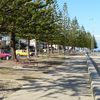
6,56,9,60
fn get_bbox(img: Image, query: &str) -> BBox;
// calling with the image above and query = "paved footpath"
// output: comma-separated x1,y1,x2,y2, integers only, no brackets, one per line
4,56,93,100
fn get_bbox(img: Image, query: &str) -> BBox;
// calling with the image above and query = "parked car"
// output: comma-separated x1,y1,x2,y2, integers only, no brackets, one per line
0,52,11,60
16,49,34,56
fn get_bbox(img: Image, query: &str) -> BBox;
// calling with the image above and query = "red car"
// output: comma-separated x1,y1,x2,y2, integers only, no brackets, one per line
0,52,11,60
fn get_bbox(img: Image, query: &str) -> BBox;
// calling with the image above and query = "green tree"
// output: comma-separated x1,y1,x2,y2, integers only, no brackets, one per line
38,0,61,55
77,26,86,48
69,17,80,51
91,35,97,49
60,2,69,53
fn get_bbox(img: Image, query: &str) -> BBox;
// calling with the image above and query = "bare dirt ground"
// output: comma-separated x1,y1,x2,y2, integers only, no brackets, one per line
0,55,66,99
0,55,93,100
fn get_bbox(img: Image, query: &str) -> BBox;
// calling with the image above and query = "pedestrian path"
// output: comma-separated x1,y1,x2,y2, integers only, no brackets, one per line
4,56,93,100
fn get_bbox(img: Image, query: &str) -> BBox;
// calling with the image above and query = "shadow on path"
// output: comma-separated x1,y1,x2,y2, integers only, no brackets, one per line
13,57,92,99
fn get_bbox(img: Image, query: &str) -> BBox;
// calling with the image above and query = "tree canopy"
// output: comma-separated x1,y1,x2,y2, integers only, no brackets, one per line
0,0,97,59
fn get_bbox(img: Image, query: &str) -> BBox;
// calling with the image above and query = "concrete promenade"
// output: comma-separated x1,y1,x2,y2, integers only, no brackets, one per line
4,56,93,100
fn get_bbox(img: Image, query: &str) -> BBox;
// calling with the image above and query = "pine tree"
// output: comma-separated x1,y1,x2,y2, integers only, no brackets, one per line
61,2,69,53
69,17,80,51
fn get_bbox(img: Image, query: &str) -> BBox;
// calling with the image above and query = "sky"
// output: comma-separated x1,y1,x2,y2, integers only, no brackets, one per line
57,0,100,49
